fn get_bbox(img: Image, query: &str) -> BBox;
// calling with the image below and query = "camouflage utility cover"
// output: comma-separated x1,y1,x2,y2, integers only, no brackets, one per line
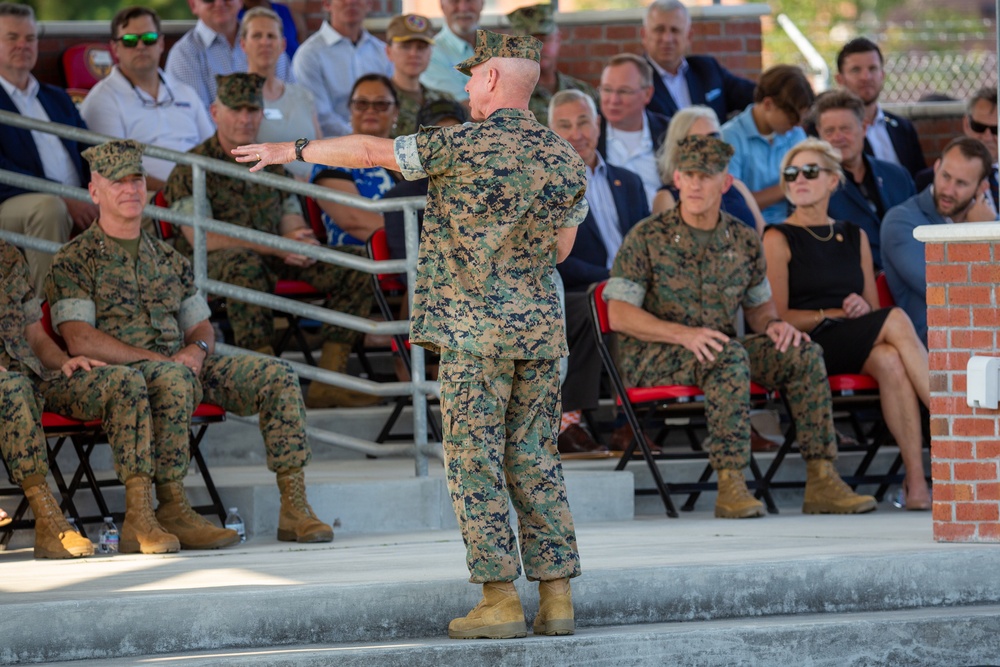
82,139,146,181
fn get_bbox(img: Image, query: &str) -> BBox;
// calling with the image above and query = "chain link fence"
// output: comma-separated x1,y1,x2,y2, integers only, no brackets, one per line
767,18,998,102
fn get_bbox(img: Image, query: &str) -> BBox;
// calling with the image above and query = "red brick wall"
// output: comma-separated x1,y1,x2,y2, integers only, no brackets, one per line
926,240,1000,543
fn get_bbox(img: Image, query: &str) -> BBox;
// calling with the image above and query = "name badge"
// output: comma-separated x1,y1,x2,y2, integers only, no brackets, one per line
175,101,191,108
263,108,284,120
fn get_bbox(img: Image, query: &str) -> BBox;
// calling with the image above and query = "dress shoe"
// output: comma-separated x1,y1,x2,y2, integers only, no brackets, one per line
609,422,662,455
750,427,780,452
557,424,611,459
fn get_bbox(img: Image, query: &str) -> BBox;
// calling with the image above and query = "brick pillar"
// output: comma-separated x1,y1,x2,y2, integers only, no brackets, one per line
926,238,1000,543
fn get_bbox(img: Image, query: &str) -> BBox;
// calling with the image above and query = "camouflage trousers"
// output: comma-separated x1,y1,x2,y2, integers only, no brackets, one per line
127,355,310,483
0,367,154,485
207,247,374,350
637,334,835,470
439,349,581,584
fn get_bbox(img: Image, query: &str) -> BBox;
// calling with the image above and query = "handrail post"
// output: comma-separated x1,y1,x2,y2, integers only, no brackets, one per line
404,203,429,477
192,164,209,295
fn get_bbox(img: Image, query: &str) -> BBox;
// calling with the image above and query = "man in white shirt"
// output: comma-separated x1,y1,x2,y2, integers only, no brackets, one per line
81,7,215,191
597,54,671,209
0,2,97,295
420,0,482,104
166,0,291,111
292,0,392,137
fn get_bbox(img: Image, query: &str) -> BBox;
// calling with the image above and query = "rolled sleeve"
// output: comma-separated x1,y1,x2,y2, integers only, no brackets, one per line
603,277,646,307
562,198,589,229
22,296,42,325
393,134,427,181
50,298,96,329
282,194,303,217
743,277,773,310
177,294,212,332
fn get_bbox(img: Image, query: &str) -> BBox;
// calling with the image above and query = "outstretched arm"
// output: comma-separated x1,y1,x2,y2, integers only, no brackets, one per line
233,136,400,174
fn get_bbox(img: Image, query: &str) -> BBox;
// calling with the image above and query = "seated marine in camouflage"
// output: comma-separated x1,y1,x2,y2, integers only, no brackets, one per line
1,240,177,558
46,139,334,549
163,72,376,408
604,134,878,519
507,3,599,127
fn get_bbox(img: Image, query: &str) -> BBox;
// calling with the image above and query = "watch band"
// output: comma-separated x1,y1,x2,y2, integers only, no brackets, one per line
295,137,309,162
193,339,210,355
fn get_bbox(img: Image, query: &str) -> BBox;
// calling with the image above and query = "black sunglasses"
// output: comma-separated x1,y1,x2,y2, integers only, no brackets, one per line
969,116,998,135
349,99,394,112
782,164,832,182
115,32,160,48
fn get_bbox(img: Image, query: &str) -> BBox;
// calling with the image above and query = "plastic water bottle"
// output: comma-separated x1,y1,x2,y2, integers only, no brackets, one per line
224,507,246,543
98,516,119,554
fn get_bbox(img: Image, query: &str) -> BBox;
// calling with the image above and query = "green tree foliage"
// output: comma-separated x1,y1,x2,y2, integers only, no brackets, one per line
21,0,191,21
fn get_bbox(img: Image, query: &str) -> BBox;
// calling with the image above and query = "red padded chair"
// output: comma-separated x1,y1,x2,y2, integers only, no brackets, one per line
876,271,895,308
365,228,441,444
62,43,113,104
588,281,777,517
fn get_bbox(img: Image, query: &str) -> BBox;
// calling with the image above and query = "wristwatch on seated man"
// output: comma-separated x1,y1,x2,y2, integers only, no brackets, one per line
295,138,309,162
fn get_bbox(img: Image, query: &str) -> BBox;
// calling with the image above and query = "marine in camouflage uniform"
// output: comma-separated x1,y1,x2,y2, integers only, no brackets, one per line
508,3,599,128
1,241,153,486
393,30,586,591
163,73,372,353
386,14,457,139
606,134,876,518
46,138,332,547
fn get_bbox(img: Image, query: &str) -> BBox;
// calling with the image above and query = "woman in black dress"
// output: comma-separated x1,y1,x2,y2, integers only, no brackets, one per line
763,138,931,510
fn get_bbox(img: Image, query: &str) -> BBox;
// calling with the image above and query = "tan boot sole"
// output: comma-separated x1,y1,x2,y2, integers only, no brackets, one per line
714,505,766,519
34,543,94,559
448,621,527,640
533,617,575,635
120,538,181,554
277,527,334,543
803,499,877,514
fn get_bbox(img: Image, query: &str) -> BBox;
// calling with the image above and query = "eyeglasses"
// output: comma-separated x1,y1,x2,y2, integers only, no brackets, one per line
130,74,176,109
782,164,833,182
599,86,643,98
969,117,998,135
349,99,395,112
115,32,160,48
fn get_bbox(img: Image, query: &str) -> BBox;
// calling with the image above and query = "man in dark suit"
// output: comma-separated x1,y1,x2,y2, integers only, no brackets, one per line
0,2,95,295
597,53,671,209
550,89,650,456
641,0,754,122
916,87,998,214
835,37,926,178
814,90,915,271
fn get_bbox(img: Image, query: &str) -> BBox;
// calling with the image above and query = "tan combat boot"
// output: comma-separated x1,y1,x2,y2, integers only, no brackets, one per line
304,342,381,408
22,474,94,559
533,578,575,636
276,468,333,543
715,468,766,519
448,582,528,639
155,480,240,549
120,475,180,554
803,460,877,514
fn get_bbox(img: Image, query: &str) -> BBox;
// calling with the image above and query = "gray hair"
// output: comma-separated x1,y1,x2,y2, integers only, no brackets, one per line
968,86,998,114
656,105,719,183
240,6,283,40
548,89,598,127
0,2,34,20
644,0,689,27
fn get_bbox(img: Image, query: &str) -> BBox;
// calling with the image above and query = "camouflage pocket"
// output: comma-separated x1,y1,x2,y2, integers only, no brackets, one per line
439,353,483,447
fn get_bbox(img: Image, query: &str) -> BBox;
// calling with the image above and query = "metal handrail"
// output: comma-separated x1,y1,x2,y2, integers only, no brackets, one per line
0,110,439,472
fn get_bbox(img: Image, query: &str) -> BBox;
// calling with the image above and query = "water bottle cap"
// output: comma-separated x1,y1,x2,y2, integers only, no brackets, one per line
228,507,238,512
103,516,113,521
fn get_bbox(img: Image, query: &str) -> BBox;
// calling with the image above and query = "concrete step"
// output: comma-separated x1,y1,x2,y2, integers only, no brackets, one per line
33,605,1000,667
1,514,995,664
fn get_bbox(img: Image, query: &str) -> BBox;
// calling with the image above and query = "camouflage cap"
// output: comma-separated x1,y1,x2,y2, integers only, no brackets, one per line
215,72,265,110
386,14,435,44
82,139,146,181
507,4,556,36
675,134,735,175
416,98,468,127
454,29,542,76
